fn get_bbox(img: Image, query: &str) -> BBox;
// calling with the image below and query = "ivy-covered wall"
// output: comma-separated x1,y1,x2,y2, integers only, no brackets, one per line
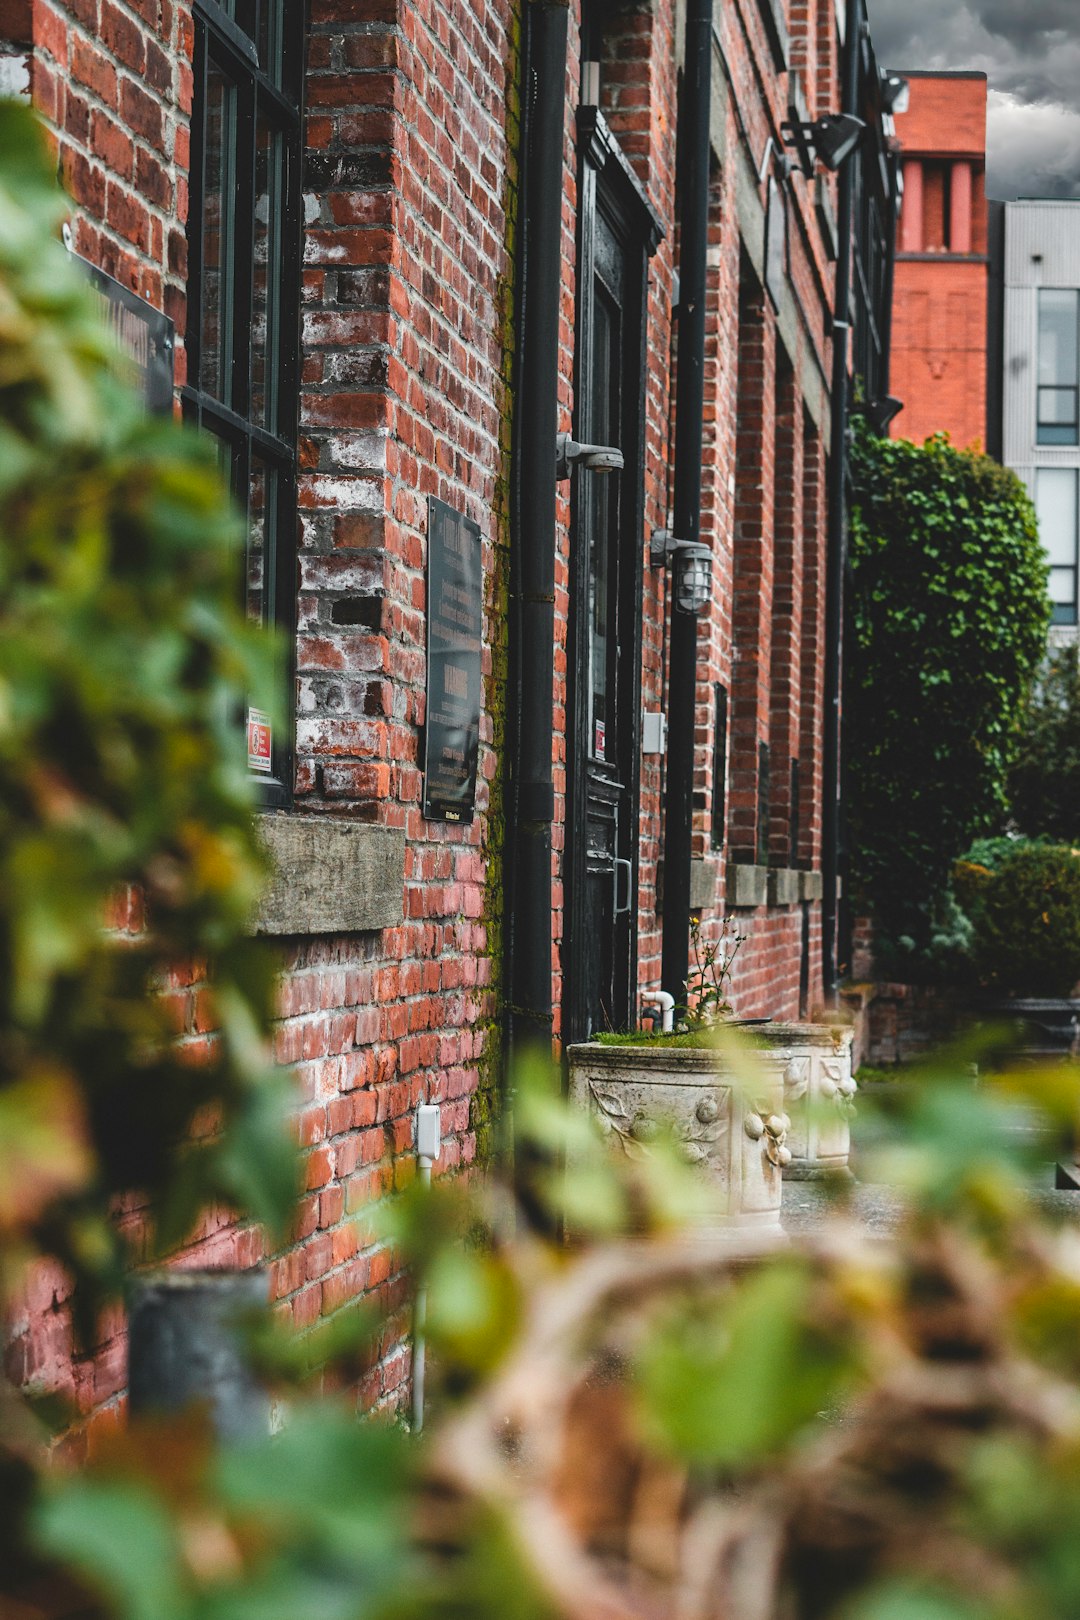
846,425,1050,965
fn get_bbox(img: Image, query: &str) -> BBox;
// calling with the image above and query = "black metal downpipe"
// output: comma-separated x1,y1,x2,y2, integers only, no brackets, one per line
506,0,569,1063
822,0,861,1003
661,0,713,1005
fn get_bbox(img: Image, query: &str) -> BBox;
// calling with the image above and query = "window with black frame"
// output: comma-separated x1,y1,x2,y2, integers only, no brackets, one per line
1037,289,1080,447
183,0,304,803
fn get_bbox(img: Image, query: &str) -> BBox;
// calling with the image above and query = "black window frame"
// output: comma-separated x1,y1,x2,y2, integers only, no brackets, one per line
183,0,305,807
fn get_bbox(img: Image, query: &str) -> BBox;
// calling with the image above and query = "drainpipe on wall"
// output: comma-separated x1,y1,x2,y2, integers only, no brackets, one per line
505,0,569,1066
822,0,861,1004
661,0,714,1006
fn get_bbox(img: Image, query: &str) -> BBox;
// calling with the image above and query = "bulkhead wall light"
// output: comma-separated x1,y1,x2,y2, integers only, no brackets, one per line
674,541,712,614
555,432,624,481
651,529,713,615
865,395,904,435
880,73,910,115
782,112,866,177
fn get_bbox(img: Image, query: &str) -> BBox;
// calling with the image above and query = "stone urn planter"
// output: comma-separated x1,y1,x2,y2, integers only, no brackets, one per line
566,1039,789,1243
765,1023,857,1181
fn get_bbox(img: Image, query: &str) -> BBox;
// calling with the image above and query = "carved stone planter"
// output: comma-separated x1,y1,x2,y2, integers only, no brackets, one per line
765,1023,857,1180
566,1041,789,1241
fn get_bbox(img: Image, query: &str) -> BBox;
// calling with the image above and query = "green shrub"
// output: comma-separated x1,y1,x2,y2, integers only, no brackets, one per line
846,423,1050,953
962,832,1052,872
968,843,1080,997
868,887,974,987
1007,650,1080,842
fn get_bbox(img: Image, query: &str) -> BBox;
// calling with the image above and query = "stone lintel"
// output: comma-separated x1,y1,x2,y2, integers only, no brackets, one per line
255,814,405,936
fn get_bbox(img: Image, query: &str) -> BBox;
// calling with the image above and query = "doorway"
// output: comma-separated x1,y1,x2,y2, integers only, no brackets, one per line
564,110,661,1043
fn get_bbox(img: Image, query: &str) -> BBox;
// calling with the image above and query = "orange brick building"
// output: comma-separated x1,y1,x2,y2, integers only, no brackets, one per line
890,72,989,449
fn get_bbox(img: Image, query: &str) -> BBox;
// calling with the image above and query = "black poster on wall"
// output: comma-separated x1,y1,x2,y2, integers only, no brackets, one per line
72,253,175,414
423,498,482,823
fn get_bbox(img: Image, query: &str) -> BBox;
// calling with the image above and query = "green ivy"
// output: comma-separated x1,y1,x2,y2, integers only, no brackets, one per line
0,101,295,1308
846,422,1050,954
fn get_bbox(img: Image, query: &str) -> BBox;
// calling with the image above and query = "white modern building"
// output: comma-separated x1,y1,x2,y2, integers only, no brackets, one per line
999,200,1080,641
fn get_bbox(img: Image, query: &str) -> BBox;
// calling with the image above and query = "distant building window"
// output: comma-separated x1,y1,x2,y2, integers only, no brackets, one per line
184,0,304,801
1036,467,1078,625
1037,289,1080,447
922,161,950,253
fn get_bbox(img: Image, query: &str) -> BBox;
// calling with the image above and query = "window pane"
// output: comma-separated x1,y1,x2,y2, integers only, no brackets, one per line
1050,570,1077,623
1038,387,1078,427
258,0,285,87
247,457,278,626
252,113,284,432
200,62,237,406
588,285,615,761
1036,468,1078,567
1038,289,1078,387
230,0,256,37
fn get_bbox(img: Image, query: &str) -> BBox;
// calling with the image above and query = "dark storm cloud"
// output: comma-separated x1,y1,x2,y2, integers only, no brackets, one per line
866,0,1080,198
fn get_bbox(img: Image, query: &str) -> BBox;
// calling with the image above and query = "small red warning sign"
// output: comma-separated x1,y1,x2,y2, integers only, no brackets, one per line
247,708,273,774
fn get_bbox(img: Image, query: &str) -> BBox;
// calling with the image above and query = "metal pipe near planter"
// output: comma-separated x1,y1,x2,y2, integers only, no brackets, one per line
566,1041,789,1245
128,1269,269,1441
765,1024,857,1180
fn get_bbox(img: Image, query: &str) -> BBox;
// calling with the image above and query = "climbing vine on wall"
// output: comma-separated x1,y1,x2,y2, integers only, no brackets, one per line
845,422,1050,960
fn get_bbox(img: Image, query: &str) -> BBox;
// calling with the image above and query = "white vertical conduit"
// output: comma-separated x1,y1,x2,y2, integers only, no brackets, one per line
411,1104,441,1435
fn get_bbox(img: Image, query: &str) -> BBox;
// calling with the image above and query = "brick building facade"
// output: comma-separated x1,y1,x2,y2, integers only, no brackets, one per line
890,70,989,449
1,0,898,1447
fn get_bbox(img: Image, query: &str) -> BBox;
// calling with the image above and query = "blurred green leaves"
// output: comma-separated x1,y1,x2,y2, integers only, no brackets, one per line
636,1260,858,1467
0,101,291,1299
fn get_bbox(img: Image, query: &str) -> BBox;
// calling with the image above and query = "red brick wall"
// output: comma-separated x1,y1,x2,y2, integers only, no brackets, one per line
13,0,192,344
597,0,679,1005
7,0,517,1450
686,0,837,1022
890,74,989,450
4,0,851,1441
730,257,777,865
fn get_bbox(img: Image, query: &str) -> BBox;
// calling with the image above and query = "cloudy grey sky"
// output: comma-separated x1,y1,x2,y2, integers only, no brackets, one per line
866,0,1080,199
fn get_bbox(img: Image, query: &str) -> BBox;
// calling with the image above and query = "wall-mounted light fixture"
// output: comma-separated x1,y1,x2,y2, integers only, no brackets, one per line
880,73,909,115
756,134,792,185
555,431,624,481
865,395,904,435
651,528,713,615
782,112,865,177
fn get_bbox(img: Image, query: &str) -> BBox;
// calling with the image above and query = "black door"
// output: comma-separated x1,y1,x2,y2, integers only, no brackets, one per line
565,114,660,1043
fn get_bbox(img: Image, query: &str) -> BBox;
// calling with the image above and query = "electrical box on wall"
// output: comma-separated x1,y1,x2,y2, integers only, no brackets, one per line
642,711,667,755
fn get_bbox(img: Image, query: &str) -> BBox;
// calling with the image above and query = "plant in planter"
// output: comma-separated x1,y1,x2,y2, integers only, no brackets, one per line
566,919,791,1243
682,915,742,1028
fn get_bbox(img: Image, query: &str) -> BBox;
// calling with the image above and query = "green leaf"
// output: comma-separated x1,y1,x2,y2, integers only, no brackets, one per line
843,1582,984,1620
635,1260,856,1467
33,1480,192,1620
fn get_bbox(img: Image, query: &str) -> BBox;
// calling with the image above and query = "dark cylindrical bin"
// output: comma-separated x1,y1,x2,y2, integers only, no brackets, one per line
127,1269,269,1441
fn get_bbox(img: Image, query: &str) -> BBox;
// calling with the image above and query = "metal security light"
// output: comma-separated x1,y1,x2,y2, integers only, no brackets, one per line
880,73,910,115
782,112,865,177
866,395,904,434
555,432,624,481
651,528,713,616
